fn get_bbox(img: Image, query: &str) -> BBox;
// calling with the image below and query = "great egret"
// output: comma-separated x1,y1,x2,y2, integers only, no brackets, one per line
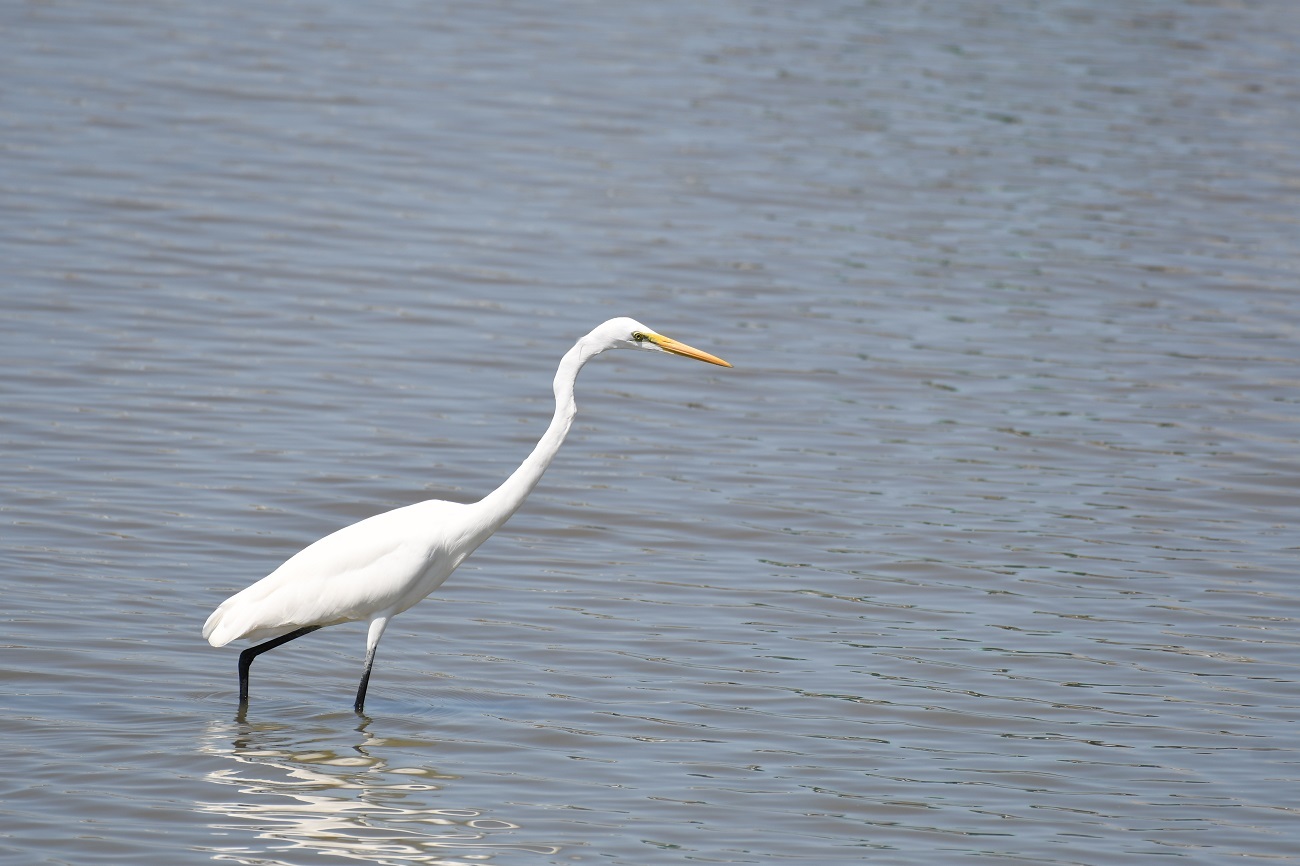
203,317,731,713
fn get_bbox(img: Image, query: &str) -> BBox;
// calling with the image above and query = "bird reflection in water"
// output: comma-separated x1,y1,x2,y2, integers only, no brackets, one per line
196,719,561,864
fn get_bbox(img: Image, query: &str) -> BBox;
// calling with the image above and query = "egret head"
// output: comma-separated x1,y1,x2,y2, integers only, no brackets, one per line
593,317,732,367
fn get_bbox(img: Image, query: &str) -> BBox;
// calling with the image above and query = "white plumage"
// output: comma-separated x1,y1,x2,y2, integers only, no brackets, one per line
203,317,731,713
204,500,469,646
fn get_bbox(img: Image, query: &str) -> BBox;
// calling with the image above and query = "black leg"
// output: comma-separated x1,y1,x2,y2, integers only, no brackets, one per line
237,625,322,706
353,643,379,715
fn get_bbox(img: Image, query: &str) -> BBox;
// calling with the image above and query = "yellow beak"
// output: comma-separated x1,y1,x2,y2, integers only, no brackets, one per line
646,333,732,368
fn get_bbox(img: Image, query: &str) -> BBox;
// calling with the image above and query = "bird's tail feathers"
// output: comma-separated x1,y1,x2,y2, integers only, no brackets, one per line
202,605,236,647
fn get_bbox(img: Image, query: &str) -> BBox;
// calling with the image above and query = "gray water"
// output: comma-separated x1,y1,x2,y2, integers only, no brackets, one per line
4,1,1300,863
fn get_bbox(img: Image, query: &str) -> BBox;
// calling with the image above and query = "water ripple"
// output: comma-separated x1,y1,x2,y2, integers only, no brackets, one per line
4,0,1300,863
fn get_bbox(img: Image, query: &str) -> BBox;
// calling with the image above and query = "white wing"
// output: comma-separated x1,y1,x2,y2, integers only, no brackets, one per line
203,499,471,646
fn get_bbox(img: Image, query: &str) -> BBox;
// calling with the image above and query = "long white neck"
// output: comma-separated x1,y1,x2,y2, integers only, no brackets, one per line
471,337,596,537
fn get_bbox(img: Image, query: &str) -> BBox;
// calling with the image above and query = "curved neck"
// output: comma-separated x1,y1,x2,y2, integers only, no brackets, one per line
471,339,594,536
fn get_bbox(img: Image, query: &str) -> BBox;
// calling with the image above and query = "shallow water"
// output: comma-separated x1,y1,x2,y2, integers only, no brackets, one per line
4,0,1300,863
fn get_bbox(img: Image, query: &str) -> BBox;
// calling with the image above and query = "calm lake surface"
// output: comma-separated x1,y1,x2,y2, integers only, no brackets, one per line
4,1,1300,863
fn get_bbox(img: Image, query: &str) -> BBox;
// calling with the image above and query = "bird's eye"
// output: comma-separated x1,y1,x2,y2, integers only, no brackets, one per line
632,332,646,343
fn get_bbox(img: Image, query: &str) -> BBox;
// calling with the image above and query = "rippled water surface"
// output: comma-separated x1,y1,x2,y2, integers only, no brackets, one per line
5,1,1300,863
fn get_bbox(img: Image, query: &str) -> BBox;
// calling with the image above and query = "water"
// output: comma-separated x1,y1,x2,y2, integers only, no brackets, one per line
4,0,1300,863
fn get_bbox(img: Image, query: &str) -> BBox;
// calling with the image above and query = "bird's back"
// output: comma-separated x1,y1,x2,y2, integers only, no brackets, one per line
203,498,479,647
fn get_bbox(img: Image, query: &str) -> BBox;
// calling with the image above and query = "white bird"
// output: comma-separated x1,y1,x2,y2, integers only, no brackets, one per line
204,317,731,714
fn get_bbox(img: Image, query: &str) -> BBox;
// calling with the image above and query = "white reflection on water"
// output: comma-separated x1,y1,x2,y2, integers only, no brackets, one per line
196,720,561,865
